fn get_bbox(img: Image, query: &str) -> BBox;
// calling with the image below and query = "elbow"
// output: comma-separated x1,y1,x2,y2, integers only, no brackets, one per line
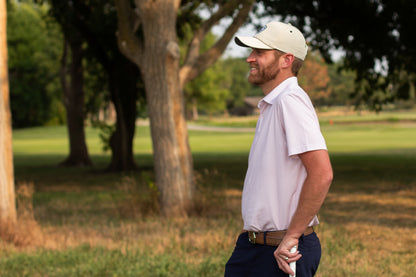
324,168,333,188
316,165,333,189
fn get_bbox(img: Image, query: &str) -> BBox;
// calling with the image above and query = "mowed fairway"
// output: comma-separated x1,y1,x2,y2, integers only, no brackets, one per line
319,122,416,276
1,114,416,276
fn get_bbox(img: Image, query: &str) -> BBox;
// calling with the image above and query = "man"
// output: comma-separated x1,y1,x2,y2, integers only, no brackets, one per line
224,22,333,277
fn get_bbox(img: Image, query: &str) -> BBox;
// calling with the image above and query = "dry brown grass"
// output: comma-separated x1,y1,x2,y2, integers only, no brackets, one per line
1,172,415,276
0,171,241,253
114,175,160,218
0,181,43,247
316,187,416,276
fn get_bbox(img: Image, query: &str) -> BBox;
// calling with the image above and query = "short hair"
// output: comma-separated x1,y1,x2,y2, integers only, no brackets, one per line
291,58,303,76
274,50,304,76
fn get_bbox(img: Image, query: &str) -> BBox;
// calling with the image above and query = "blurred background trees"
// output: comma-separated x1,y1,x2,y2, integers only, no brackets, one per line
3,0,416,217
7,0,416,129
7,1,63,128
258,0,416,111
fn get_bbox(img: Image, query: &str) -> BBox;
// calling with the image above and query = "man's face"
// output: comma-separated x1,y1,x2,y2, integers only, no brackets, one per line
246,49,282,86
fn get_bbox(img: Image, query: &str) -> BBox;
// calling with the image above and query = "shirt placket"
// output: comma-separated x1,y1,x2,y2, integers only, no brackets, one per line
257,101,268,132
249,101,268,164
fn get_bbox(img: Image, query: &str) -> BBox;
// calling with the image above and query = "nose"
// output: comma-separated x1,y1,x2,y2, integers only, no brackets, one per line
246,51,256,63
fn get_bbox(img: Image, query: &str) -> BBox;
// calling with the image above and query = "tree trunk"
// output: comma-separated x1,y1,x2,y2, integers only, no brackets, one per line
0,0,17,232
139,0,193,217
107,60,140,171
60,37,93,167
191,98,199,120
115,0,254,217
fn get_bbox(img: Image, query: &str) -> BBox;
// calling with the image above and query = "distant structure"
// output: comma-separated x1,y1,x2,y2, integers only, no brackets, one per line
229,97,262,116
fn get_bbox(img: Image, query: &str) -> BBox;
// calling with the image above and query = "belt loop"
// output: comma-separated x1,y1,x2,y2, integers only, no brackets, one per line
263,231,268,244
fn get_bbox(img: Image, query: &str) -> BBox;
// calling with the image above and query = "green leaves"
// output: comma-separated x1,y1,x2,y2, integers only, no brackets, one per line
7,1,64,127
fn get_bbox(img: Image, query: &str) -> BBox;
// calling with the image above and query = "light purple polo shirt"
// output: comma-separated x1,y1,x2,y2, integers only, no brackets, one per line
242,77,327,232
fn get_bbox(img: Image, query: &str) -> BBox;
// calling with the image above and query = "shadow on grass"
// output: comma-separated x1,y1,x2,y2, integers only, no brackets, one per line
322,192,416,228
329,150,416,192
13,150,416,228
322,150,416,229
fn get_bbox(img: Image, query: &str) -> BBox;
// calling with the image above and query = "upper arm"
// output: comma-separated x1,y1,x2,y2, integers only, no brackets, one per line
298,149,333,184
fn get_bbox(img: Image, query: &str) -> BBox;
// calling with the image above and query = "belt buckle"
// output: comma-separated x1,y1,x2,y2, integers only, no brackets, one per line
248,232,257,244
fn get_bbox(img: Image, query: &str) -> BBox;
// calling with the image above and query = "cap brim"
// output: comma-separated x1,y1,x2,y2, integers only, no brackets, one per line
235,36,273,49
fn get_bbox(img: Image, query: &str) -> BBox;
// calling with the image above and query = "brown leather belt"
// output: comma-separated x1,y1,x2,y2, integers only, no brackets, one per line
244,226,314,247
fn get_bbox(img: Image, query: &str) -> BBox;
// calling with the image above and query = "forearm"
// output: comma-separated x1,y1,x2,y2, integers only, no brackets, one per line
286,150,333,239
286,174,332,238
274,150,332,274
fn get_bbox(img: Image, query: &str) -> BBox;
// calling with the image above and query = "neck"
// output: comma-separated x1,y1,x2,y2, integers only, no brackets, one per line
262,72,294,95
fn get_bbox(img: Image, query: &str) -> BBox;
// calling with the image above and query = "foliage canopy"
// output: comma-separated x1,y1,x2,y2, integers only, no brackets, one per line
258,0,416,110
7,1,63,127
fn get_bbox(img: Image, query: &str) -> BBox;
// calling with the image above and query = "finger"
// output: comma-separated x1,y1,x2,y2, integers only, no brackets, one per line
274,253,291,273
278,258,296,276
276,257,292,274
281,254,301,263
278,254,289,260
276,251,300,260
288,251,301,260
288,266,295,276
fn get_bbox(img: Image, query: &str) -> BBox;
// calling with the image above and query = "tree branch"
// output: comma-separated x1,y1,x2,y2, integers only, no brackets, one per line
179,0,254,88
114,0,143,66
182,1,237,70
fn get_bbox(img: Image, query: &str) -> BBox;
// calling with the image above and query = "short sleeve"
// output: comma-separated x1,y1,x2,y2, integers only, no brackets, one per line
279,93,327,156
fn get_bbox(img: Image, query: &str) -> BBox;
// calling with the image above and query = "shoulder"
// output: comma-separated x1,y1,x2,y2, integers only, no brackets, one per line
273,85,312,109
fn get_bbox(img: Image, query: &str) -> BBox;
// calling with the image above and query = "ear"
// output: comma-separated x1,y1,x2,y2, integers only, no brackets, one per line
281,54,295,69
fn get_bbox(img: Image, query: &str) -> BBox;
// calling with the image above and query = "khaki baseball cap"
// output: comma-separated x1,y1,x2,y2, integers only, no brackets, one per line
235,21,308,60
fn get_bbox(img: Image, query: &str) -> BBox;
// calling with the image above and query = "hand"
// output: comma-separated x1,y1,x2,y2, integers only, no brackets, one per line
274,237,301,275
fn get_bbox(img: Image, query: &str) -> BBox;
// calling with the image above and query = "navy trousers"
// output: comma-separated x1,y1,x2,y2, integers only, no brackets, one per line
224,232,321,277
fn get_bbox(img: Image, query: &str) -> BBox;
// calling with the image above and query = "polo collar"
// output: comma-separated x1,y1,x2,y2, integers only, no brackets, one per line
258,77,298,108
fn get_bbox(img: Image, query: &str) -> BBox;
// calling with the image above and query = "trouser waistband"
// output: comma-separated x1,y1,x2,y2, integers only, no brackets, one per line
243,226,314,246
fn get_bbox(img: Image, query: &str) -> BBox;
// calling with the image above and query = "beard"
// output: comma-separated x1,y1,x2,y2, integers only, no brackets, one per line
248,57,281,86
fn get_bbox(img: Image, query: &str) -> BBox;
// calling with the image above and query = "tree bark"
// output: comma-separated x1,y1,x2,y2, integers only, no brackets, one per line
116,0,192,217
60,37,93,167
139,0,192,217
49,0,142,170
0,0,17,231
115,0,254,217
107,60,140,171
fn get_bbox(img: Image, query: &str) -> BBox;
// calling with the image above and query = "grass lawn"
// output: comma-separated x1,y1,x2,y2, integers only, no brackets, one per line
1,111,416,276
